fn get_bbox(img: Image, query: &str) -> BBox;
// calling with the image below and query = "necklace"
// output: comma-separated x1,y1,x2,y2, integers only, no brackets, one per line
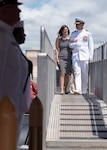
62,37,66,40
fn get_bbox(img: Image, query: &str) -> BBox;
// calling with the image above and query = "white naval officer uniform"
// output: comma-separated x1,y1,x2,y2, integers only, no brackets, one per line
0,20,31,140
69,28,94,94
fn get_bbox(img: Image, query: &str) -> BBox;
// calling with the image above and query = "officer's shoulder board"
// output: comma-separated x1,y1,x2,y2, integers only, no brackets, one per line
85,29,92,35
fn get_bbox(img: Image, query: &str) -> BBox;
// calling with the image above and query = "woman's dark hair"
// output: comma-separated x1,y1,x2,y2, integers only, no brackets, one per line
58,25,70,37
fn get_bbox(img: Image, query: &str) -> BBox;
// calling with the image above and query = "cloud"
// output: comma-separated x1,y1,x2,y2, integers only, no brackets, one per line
19,0,107,51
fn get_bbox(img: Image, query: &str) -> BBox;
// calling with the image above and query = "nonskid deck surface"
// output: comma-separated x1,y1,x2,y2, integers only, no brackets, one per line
46,94,107,148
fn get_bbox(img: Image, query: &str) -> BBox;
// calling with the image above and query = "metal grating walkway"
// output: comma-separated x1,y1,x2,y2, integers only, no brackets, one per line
46,94,107,148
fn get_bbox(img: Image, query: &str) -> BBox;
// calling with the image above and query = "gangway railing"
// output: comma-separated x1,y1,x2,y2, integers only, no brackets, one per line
92,41,107,62
89,41,107,104
37,26,56,150
40,26,55,60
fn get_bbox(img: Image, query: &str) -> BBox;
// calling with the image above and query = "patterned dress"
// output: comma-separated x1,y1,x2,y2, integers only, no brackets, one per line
58,37,72,74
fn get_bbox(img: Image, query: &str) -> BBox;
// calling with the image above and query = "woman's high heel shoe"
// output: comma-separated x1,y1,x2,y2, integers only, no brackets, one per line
60,92,64,95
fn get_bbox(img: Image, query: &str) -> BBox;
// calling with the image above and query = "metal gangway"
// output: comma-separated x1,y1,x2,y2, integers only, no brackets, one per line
35,27,107,150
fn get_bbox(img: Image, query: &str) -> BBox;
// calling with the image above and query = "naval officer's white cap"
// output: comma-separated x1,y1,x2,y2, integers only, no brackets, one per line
75,18,85,24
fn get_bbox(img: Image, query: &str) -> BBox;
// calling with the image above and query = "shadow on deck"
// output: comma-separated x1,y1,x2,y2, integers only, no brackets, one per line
46,93,107,149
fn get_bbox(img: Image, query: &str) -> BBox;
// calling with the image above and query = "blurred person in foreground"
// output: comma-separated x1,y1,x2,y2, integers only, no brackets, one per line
69,18,94,94
13,20,38,102
0,0,31,141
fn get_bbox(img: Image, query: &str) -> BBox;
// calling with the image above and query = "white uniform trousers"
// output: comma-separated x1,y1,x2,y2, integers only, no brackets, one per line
73,60,89,94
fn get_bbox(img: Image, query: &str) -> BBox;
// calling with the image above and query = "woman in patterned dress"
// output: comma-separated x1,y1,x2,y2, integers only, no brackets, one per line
55,25,72,94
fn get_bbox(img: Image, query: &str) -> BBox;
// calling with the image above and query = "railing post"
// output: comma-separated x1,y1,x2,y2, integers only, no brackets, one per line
29,96,43,150
40,26,45,52
0,96,17,150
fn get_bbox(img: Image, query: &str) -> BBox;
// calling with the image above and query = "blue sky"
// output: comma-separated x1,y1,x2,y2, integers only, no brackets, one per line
19,0,107,52
21,0,50,9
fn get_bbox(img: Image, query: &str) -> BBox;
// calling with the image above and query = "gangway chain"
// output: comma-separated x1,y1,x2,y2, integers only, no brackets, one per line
46,94,107,149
